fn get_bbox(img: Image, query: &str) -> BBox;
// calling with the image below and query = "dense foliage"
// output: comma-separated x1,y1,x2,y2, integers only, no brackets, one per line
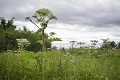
0,17,17,51
0,17,54,52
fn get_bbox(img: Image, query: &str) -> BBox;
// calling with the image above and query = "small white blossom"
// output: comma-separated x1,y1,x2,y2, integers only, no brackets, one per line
66,53,70,55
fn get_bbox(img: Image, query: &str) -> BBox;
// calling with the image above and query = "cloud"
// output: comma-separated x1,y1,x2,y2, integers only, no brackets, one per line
1,0,120,27
50,0,120,27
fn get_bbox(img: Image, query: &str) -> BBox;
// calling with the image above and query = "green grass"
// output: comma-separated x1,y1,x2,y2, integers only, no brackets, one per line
0,50,120,80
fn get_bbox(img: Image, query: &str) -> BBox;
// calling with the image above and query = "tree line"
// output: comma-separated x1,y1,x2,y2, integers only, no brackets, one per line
0,17,48,52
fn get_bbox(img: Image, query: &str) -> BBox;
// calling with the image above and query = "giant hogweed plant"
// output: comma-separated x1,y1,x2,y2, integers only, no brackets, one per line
16,38,30,50
101,38,112,53
25,8,57,52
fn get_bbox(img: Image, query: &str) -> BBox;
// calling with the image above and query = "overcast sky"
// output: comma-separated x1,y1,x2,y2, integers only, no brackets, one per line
0,0,120,48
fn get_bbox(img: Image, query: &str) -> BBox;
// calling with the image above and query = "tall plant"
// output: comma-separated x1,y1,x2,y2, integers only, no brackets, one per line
25,8,57,52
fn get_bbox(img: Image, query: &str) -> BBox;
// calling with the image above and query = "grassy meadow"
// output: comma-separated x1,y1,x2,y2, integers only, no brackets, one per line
0,49,120,80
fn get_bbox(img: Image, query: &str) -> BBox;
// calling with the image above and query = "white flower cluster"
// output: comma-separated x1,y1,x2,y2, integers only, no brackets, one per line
16,39,29,43
16,39,30,49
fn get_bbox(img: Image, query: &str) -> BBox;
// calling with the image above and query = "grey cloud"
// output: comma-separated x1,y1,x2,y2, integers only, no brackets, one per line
0,0,120,27
52,0,120,27
0,0,36,20
112,34,120,37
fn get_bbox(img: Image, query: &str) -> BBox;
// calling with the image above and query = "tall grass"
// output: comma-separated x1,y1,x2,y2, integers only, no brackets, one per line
0,50,120,80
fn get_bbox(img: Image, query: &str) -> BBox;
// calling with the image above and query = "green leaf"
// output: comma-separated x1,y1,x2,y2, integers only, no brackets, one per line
37,40,42,44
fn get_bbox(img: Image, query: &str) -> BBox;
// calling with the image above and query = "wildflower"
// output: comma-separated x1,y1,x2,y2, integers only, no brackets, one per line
66,53,70,55
70,60,74,63
105,77,109,80
62,60,66,62
101,76,104,78
97,55,101,57
64,55,67,57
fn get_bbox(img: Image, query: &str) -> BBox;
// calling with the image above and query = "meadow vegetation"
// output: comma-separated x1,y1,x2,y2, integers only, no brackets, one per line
0,48,120,80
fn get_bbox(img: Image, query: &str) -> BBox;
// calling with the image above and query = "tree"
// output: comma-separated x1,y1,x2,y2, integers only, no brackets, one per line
117,42,120,49
0,17,17,51
25,8,57,52
110,41,116,48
